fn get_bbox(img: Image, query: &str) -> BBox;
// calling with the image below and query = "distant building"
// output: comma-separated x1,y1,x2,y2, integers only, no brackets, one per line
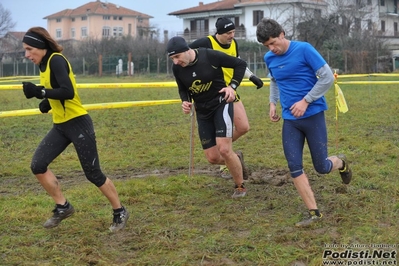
0,32,25,63
168,0,328,41
44,0,154,41
168,0,399,57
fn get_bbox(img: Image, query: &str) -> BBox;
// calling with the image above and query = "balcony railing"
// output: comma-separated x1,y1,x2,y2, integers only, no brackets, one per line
175,28,247,42
380,6,398,16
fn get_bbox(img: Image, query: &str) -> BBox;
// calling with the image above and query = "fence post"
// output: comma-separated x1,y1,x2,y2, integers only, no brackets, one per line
128,52,132,76
166,54,169,75
147,54,150,73
99,54,103,76
83,57,86,75
254,52,257,76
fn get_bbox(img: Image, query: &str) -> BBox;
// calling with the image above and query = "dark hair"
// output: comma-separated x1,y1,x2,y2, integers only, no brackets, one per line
26,27,63,52
256,18,284,44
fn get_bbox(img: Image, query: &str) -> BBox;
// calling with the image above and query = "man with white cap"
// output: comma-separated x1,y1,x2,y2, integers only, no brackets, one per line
167,36,248,198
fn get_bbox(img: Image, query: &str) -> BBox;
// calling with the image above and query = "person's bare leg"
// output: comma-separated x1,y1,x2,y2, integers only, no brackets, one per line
292,173,323,226
100,178,128,232
204,145,224,165
98,178,122,209
204,139,243,184
328,155,344,171
35,169,66,205
37,169,75,228
217,137,243,186
292,173,317,210
219,101,249,176
232,101,250,142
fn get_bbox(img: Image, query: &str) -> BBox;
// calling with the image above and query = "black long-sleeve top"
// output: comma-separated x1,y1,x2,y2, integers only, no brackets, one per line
173,48,247,119
39,50,74,100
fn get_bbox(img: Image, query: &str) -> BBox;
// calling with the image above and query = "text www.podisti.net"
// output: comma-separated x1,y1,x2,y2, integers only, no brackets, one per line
322,249,397,265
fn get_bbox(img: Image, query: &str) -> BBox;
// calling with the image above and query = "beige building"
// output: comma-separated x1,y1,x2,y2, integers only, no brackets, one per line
44,0,153,41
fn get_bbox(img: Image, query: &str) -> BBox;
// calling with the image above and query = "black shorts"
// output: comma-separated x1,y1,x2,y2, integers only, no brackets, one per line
196,102,234,149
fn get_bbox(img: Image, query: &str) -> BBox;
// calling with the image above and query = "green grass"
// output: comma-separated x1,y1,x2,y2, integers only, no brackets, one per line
0,75,398,265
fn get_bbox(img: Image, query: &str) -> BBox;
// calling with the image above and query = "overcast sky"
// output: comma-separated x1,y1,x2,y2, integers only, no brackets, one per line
2,0,214,35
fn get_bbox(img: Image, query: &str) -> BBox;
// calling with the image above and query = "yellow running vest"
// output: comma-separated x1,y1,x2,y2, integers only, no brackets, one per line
40,53,87,124
208,36,237,86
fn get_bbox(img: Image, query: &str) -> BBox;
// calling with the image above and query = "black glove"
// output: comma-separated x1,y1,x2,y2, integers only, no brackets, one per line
39,99,52,113
249,75,264,89
22,82,45,99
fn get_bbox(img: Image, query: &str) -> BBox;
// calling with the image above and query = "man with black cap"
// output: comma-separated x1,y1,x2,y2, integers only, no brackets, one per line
190,17,263,179
167,36,248,198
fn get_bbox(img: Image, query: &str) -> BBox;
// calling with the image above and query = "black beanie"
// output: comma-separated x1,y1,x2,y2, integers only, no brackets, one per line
215,17,235,34
167,36,190,56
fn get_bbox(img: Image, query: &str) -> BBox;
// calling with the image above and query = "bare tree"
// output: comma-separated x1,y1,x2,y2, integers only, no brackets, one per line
0,3,16,37
293,0,391,73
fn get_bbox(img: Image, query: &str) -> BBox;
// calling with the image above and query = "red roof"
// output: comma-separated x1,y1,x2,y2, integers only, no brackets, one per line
169,0,327,15
5,31,26,40
0,32,26,53
169,0,239,15
44,0,153,19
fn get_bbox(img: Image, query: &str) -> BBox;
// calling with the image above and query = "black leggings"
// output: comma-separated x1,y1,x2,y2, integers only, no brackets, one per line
30,114,106,187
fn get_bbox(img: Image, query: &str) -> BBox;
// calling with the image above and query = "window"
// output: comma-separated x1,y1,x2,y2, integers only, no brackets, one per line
253,10,264,26
72,18,75,22
367,0,372,4
380,0,385,6
368,19,373,30
102,26,111,37
113,27,123,37
56,18,61,23
119,16,123,20
356,0,365,8
354,18,361,30
342,16,347,27
394,22,398,36
314,9,321,19
103,15,111,20
56,29,62,38
381,20,386,32
82,16,87,21
190,19,208,38
81,27,87,37
71,28,75,38
113,16,117,20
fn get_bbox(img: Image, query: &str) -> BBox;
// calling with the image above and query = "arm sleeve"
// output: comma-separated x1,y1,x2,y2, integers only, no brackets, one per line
43,55,74,100
269,77,279,104
189,38,212,49
244,68,254,78
303,64,334,103
173,67,190,102
178,81,190,102
207,49,247,87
